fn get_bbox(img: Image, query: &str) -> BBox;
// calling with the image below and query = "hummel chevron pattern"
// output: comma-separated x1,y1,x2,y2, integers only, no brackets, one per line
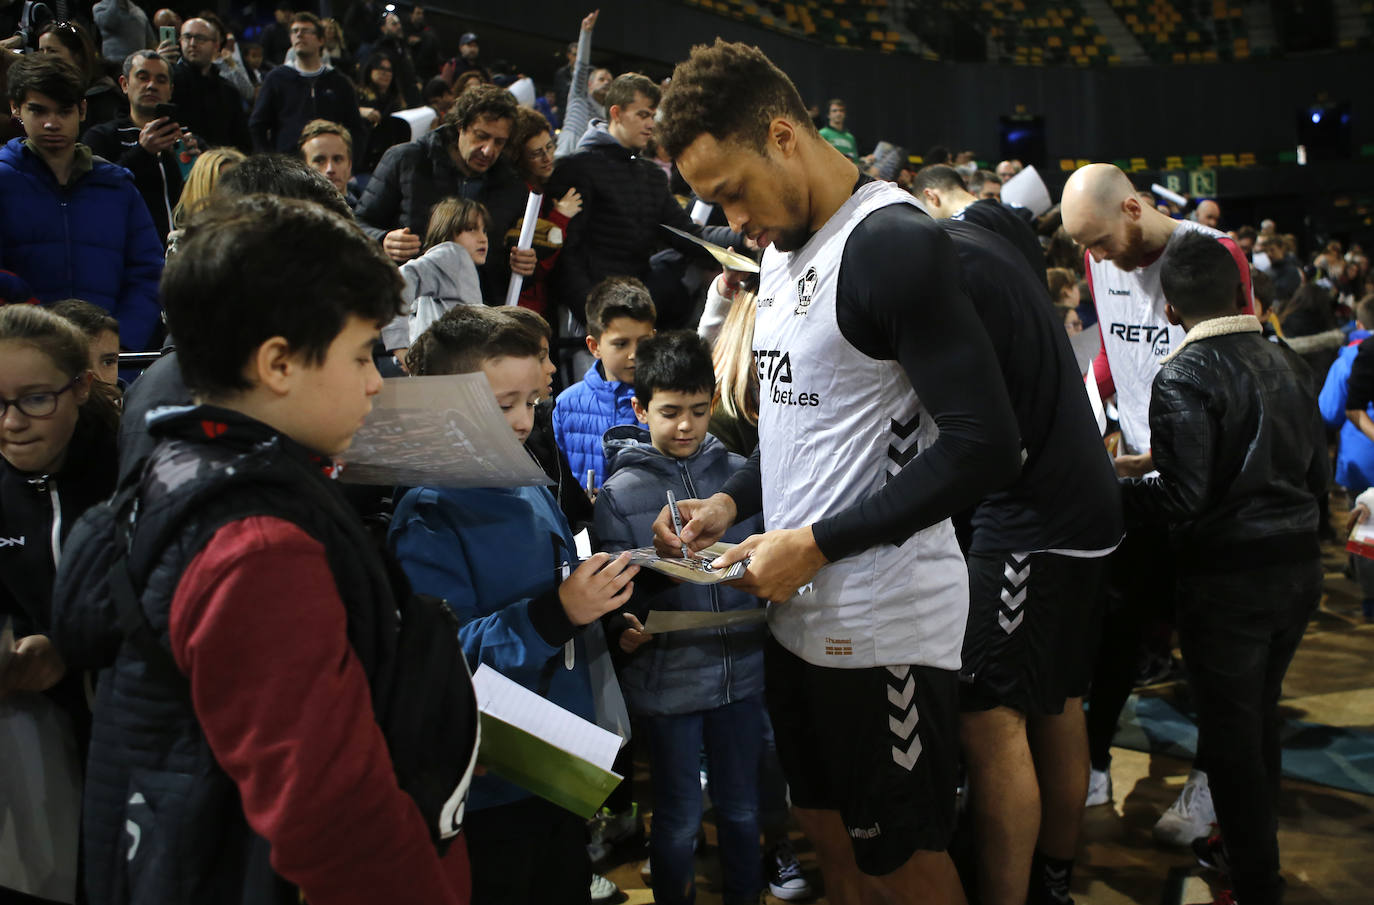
999,553,1030,635
887,665,922,771
886,415,921,481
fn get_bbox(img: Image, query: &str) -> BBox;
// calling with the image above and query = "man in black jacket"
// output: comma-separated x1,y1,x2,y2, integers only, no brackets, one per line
83,49,185,246
912,163,1046,284
172,16,251,152
545,73,743,329
354,84,526,302
250,12,365,157
1120,232,1324,905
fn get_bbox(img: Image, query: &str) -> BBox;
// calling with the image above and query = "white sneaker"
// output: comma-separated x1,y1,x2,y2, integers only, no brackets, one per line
1153,769,1216,847
768,840,812,901
1085,766,1112,807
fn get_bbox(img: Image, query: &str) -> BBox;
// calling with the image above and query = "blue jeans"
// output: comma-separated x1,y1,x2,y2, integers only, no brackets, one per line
645,696,765,905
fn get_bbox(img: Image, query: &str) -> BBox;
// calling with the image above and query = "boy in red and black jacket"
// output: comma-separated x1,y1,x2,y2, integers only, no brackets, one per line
52,195,472,905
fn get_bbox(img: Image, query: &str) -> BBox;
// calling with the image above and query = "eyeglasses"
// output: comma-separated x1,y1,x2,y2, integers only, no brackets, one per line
0,376,81,419
181,32,215,44
526,140,556,162
373,64,393,71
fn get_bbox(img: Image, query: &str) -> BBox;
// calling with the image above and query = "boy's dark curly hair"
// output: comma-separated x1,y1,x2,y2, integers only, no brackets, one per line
656,39,815,159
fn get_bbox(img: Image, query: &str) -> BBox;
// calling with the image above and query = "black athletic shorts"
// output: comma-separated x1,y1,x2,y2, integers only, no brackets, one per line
764,637,959,876
960,550,1107,715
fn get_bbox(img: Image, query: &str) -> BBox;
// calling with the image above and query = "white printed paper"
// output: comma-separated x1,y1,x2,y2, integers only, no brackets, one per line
472,664,620,771
394,106,438,141
341,374,550,488
1002,164,1052,216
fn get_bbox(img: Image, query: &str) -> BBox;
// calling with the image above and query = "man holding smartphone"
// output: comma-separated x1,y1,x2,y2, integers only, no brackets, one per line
172,15,252,152
83,49,192,246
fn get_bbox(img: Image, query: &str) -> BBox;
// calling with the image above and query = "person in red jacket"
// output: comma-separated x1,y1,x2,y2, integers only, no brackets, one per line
505,106,582,317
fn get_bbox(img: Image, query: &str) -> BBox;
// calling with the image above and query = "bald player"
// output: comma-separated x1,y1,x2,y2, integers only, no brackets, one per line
1061,163,1251,848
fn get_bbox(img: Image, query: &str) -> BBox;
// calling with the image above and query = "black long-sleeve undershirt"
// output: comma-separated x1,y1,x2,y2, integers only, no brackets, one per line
720,203,1022,561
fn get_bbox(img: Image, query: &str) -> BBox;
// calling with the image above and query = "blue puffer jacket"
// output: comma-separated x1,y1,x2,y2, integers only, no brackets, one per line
0,138,164,350
1319,331,1374,494
552,360,638,490
594,426,766,718
390,482,598,813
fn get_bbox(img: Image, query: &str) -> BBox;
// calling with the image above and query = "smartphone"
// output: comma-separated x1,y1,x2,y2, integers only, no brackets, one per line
154,103,179,123
159,25,177,45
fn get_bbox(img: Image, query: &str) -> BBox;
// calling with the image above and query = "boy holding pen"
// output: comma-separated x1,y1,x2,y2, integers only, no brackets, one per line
594,331,766,905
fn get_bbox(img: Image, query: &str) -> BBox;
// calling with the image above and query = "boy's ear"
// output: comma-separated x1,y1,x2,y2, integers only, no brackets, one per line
248,336,297,396
631,396,649,424
1234,281,1249,313
585,333,601,359
1164,302,1183,327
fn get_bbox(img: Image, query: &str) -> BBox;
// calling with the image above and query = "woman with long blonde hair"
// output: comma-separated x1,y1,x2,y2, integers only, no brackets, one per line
703,274,760,457
171,147,247,230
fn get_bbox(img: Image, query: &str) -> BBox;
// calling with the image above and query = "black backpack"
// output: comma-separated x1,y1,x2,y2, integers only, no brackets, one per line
77,461,479,851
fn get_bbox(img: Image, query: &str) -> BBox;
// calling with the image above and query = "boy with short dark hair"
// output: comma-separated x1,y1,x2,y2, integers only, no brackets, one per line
594,330,766,905
2,54,164,351
553,275,656,491
50,195,474,905
391,305,640,905
1120,231,1326,905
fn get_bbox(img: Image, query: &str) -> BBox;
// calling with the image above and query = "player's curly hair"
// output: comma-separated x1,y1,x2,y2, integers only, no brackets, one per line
656,39,815,159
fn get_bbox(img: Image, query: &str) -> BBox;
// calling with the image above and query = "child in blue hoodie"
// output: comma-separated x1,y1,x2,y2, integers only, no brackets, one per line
390,305,640,905
553,276,656,492
594,331,767,905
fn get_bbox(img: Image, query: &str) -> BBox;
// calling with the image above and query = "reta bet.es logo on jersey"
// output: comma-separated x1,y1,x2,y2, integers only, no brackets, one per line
1108,322,1172,356
755,349,821,407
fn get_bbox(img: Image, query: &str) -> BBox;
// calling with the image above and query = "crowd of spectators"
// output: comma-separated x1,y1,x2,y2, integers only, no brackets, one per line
0,6,1367,905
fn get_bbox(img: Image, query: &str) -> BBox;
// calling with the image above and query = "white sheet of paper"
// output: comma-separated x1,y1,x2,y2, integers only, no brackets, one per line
393,106,438,141
1071,321,1101,377
643,609,769,634
472,664,620,771
1002,164,1052,216
340,374,550,488
1352,522,1374,544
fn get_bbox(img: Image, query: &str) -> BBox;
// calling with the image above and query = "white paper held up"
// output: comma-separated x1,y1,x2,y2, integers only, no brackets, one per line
1001,165,1052,217
505,190,544,306
340,373,550,488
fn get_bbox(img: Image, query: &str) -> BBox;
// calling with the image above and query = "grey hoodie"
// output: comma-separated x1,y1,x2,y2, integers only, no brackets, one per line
381,242,483,350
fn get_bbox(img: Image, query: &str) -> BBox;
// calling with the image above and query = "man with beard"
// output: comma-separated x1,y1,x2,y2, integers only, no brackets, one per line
1061,162,1251,850
652,39,1021,905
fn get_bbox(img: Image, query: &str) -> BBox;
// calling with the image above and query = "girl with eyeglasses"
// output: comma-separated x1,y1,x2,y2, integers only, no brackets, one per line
0,305,121,898
503,106,583,320
0,304,120,693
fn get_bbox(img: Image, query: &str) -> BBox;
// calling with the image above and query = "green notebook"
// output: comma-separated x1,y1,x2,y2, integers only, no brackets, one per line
472,665,624,819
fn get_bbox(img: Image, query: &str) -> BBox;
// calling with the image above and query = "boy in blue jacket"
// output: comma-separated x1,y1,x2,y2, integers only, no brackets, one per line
390,305,640,905
594,331,766,905
554,276,656,491
1,56,163,351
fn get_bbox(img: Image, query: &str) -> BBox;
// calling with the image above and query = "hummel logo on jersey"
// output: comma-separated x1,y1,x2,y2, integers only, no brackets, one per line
1108,323,1172,355
849,823,882,839
0,536,24,547
1108,288,1131,296
794,266,818,315
757,296,774,308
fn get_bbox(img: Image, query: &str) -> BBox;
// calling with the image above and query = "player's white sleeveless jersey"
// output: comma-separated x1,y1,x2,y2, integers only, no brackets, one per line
1090,219,1225,454
754,180,967,670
